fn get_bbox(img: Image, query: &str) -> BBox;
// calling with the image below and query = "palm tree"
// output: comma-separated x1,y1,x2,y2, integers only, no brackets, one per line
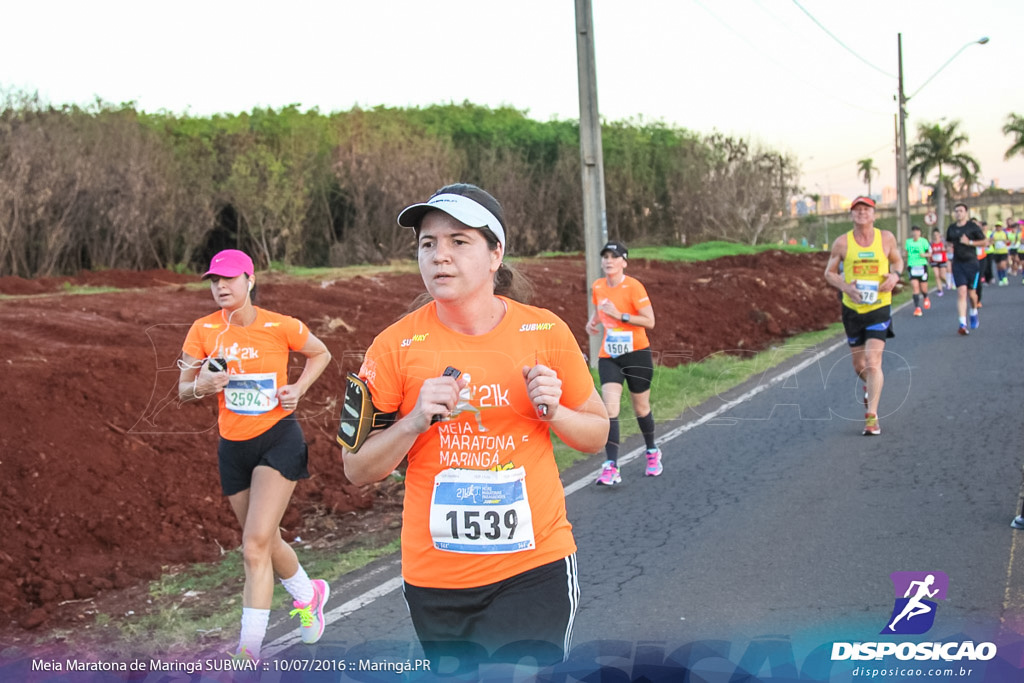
856,158,879,197
907,120,980,199
1004,113,1024,160
807,192,821,214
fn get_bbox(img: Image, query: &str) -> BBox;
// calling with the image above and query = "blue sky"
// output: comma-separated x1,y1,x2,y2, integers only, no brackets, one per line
2,0,1022,200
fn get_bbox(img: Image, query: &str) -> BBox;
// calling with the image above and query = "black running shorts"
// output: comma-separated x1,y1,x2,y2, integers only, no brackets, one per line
217,416,309,496
403,554,579,669
841,305,894,348
951,259,980,289
907,264,929,282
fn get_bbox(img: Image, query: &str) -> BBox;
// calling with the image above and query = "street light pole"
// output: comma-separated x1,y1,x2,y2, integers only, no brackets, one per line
897,34,989,245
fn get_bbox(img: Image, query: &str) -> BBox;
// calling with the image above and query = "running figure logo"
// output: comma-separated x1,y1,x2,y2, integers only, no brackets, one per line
881,571,948,635
448,373,488,432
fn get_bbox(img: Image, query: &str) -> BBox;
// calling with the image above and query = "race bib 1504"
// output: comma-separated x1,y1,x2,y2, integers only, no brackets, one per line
604,330,634,357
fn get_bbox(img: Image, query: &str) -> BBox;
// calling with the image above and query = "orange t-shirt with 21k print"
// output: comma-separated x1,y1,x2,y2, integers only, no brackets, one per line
359,297,593,589
182,307,310,441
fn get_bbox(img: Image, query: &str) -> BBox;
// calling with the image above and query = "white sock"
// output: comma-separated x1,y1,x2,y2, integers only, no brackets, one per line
280,565,314,604
970,308,979,316
238,607,270,658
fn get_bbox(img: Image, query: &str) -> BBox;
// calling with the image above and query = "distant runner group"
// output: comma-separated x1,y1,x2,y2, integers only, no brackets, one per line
825,197,1013,436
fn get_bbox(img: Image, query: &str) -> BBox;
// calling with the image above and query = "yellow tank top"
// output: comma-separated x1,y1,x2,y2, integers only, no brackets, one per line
842,228,891,313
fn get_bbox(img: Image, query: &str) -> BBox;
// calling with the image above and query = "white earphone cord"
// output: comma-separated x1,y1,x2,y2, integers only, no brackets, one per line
177,305,240,372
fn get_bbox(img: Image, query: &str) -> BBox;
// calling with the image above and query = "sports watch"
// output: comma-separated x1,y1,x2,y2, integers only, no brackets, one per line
621,313,631,324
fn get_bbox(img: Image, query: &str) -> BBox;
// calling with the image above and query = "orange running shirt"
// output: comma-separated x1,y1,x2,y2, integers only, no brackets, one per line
591,275,652,358
359,297,592,589
182,307,310,441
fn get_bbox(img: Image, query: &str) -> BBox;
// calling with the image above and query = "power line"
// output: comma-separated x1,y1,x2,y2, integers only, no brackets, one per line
791,0,897,80
749,0,799,34
805,143,893,175
691,0,890,117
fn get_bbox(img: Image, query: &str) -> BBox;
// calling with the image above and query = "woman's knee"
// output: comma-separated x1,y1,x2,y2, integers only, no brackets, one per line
631,393,652,416
241,533,277,567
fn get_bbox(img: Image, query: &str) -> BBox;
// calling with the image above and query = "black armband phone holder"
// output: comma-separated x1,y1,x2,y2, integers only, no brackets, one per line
336,373,397,452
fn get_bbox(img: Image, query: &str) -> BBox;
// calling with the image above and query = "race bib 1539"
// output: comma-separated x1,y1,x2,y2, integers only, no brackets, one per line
429,467,535,554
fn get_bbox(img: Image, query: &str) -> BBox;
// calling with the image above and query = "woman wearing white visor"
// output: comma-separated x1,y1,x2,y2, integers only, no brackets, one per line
341,184,607,668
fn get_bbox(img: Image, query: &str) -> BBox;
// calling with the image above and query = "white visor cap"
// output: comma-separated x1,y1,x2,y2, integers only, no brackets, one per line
397,193,505,250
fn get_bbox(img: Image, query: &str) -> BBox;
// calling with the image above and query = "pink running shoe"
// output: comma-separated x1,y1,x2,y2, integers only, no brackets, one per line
595,461,621,486
645,448,663,476
290,579,330,644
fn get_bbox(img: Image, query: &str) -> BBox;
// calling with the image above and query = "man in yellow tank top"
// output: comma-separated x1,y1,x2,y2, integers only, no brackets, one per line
824,196,904,435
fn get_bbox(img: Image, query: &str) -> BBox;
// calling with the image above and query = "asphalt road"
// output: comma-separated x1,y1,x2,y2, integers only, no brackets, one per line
264,279,1024,682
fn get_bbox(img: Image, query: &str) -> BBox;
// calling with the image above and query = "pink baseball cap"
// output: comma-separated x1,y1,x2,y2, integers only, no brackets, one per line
202,249,254,279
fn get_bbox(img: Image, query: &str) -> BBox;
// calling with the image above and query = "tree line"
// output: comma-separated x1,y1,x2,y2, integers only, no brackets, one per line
0,91,799,278
853,114,1024,202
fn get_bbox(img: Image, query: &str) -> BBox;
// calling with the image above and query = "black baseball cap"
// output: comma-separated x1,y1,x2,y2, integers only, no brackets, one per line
601,240,628,259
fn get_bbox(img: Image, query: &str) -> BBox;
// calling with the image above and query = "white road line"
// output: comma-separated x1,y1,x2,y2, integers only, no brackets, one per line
267,338,847,655
563,339,846,495
263,565,403,657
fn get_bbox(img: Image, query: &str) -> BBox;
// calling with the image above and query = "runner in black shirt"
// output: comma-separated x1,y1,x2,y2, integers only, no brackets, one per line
946,203,987,335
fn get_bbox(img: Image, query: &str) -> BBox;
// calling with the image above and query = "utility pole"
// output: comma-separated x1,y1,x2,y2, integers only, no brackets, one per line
575,0,608,367
897,33,910,247
894,113,903,236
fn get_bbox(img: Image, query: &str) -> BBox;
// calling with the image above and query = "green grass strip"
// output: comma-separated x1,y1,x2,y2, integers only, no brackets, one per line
552,323,843,471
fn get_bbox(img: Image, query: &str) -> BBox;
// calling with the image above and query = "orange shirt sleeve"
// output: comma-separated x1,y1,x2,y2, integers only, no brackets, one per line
182,317,211,360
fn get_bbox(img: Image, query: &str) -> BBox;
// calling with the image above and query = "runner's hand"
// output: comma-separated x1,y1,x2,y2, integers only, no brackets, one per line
879,272,899,293
196,363,229,395
277,384,302,411
845,284,863,304
410,374,466,432
597,298,619,318
522,363,561,420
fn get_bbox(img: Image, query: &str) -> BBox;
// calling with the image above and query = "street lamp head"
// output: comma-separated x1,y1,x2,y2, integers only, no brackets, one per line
897,33,989,243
